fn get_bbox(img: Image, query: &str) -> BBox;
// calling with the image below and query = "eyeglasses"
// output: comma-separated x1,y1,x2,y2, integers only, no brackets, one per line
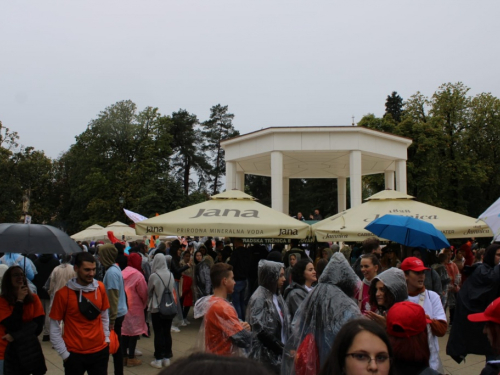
346,353,391,365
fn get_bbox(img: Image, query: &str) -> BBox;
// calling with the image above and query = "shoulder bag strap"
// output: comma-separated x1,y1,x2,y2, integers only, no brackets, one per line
154,272,167,304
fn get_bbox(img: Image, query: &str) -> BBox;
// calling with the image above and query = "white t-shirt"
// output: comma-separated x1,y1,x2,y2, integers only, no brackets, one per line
272,295,286,344
408,289,446,371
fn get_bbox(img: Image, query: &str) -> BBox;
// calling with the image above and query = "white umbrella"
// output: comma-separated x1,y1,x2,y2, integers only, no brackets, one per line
313,190,492,241
477,197,500,240
105,221,142,240
70,224,105,241
135,190,311,239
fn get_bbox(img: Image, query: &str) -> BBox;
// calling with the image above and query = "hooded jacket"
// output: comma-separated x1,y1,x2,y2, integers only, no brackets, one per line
282,253,362,375
148,254,175,314
99,244,127,325
370,267,408,312
246,260,289,374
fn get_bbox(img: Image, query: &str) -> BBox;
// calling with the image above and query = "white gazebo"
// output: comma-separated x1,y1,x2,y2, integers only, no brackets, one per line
221,126,412,214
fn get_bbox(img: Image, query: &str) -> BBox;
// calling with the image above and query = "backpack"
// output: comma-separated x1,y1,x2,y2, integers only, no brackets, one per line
154,272,178,319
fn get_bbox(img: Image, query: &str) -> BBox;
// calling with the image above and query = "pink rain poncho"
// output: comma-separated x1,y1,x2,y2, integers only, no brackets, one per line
122,253,148,337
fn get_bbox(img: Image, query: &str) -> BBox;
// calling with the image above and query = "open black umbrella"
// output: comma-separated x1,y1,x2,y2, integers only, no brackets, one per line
0,223,81,255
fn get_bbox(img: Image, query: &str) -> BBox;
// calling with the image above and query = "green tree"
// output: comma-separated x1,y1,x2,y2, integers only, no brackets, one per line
169,109,211,196
58,101,182,232
429,82,486,213
358,83,495,217
12,147,57,224
462,92,500,216
202,104,240,195
384,91,404,123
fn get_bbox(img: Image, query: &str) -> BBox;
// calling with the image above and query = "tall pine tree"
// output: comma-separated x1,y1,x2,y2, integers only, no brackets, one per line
202,104,239,195
384,91,404,123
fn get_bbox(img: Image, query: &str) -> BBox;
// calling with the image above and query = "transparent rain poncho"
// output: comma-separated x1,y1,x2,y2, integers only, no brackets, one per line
281,253,362,375
193,295,252,356
246,260,289,374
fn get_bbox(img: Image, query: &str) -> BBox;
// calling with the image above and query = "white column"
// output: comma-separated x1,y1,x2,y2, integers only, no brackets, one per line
337,177,347,212
384,170,395,190
395,160,407,194
225,161,236,191
271,151,284,213
349,150,362,208
283,177,289,215
235,171,245,191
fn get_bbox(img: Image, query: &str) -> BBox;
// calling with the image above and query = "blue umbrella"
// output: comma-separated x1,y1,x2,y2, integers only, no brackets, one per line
364,214,450,250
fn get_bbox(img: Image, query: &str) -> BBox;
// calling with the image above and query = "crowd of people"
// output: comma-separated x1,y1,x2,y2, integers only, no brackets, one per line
0,235,497,375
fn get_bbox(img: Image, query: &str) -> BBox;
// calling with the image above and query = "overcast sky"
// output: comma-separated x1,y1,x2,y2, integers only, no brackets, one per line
1,1,499,159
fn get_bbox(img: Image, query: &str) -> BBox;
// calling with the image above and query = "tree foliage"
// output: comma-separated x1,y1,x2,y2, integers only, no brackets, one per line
202,104,239,195
384,91,404,123
2,85,500,233
360,82,496,217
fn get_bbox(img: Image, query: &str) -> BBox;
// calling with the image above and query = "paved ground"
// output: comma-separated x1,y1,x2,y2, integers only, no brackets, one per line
41,317,486,375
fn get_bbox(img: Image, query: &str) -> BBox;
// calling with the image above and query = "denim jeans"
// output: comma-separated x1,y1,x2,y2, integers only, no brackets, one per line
232,279,247,320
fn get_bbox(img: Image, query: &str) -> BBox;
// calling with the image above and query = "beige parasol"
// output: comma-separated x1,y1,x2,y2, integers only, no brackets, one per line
70,224,106,241
135,190,311,239
312,190,492,242
105,221,143,240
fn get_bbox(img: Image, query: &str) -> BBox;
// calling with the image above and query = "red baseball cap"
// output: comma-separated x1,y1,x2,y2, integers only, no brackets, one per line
468,297,500,325
386,301,432,338
400,257,430,272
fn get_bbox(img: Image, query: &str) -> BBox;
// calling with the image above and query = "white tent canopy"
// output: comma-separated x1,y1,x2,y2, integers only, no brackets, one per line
135,190,311,239
312,190,492,242
71,222,142,242
70,224,105,241
105,221,142,241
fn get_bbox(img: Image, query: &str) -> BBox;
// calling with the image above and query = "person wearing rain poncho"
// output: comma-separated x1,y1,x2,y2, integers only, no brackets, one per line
246,260,289,374
194,263,252,356
194,250,214,300
281,253,362,375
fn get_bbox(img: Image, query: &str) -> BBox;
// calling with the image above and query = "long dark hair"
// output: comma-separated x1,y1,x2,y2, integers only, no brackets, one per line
158,352,273,375
369,279,396,312
194,250,204,265
291,259,312,285
1,265,34,305
318,319,395,375
484,243,500,268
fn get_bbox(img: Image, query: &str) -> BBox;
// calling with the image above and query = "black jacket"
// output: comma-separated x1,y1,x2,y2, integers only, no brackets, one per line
2,301,46,375
170,256,189,280
33,254,60,300
447,263,500,362
229,246,250,281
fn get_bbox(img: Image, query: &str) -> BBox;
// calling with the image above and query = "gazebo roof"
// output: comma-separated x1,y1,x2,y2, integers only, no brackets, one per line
221,126,412,179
